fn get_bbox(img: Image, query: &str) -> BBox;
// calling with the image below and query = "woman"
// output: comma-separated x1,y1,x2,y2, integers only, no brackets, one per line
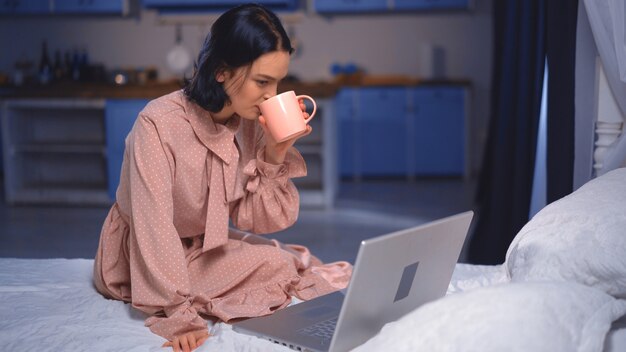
93,4,351,352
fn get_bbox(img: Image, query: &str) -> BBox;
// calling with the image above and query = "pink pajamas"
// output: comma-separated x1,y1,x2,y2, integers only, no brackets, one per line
93,90,351,341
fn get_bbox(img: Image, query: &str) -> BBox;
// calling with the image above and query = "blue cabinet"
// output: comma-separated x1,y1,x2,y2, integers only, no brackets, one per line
315,0,470,13
337,89,357,178
2,97,337,206
105,99,147,200
359,87,408,176
409,87,465,175
0,0,50,14
314,0,387,13
143,0,299,12
144,0,292,5
394,0,470,11
338,87,409,178
336,86,467,179
0,0,132,15
54,0,131,14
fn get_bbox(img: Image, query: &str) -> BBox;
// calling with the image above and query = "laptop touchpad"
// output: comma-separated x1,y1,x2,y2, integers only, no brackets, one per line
299,305,335,318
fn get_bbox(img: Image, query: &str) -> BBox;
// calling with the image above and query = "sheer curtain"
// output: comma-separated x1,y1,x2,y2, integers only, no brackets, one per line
584,0,626,174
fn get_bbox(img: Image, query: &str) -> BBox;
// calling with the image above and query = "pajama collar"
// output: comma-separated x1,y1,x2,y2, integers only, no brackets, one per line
181,93,245,253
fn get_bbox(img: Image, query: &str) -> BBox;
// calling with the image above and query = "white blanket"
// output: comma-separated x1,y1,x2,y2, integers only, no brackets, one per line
2,258,623,351
356,168,626,352
0,258,505,351
356,281,626,352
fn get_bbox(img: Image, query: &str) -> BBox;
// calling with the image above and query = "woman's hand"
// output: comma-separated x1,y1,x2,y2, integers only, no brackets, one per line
259,98,312,165
162,329,209,352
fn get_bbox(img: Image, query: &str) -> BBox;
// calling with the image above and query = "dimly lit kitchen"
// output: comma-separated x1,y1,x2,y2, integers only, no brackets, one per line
3,1,625,351
0,0,494,350
0,0,491,255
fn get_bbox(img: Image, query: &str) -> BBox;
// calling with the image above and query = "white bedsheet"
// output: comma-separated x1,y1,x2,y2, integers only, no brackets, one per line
0,258,506,351
3,257,622,351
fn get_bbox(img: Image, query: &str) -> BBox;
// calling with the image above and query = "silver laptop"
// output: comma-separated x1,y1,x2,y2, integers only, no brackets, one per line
232,211,473,352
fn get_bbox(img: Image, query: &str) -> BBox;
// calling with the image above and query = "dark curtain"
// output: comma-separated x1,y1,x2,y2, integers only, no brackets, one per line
468,0,579,264
468,0,546,265
546,1,578,202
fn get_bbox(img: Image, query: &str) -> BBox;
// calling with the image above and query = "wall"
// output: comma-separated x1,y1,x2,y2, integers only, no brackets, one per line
0,1,493,175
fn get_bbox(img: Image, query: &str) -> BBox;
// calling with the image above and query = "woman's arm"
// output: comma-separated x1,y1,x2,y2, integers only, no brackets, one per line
229,145,307,234
229,99,310,234
125,113,207,342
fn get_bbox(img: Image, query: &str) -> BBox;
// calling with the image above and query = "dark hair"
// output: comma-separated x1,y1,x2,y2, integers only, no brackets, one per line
184,3,293,112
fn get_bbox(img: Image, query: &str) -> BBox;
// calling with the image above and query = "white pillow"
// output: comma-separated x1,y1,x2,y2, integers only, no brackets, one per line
505,167,626,298
354,282,626,352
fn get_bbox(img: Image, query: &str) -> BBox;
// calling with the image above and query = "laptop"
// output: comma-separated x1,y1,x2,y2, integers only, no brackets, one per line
232,211,474,352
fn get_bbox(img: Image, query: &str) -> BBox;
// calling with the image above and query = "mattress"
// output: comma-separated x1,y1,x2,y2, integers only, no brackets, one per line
0,258,623,351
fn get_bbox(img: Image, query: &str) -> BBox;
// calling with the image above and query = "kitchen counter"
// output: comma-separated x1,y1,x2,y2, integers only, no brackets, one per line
0,77,470,100
0,77,472,207
0,80,341,99
0,80,343,208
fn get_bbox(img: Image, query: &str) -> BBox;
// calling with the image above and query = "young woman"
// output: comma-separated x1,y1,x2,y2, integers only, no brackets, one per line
93,4,351,352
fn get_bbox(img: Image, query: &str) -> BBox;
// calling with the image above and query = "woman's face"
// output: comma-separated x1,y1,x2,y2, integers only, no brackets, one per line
215,50,290,123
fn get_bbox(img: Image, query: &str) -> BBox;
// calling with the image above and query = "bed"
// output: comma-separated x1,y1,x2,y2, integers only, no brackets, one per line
0,255,507,351
2,3,626,350
1,167,625,352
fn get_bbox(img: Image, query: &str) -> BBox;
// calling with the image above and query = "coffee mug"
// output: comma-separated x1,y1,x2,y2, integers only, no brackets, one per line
259,90,317,143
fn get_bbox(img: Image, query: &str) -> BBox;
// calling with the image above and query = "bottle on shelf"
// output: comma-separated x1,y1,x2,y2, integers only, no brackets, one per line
64,50,72,80
13,51,34,87
38,40,52,85
53,50,64,82
71,48,80,81
79,47,89,81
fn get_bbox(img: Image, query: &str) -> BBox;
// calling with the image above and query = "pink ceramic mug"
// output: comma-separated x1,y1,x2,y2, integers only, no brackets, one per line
259,90,317,143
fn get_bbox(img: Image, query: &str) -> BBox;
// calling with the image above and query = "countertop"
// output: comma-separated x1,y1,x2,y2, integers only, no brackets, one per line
0,77,471,100
0,80,340,100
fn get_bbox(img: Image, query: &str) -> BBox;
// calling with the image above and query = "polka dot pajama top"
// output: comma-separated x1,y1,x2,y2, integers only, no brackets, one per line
93,90,352,341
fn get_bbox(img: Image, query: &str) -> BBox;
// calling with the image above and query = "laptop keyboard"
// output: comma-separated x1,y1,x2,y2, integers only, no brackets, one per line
297,317,338,340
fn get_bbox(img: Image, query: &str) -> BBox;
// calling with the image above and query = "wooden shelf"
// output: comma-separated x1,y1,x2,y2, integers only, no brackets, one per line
2,97,337,208
1,98,109,205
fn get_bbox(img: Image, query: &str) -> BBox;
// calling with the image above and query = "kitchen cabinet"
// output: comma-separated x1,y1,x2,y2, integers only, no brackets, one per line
394,0,470,11
314,0,471,13
293,98,337,208
409,86,466,175
336,89,357,179
143,0,299,12
0,0,50,14
337,85,468,179
104,98,336,208
0,0,133,15
1,99,110,204
54,0,133,15
314,0,387,13
105,99,146,200
2,96,336,208
339,87,409,177
0,98,140,205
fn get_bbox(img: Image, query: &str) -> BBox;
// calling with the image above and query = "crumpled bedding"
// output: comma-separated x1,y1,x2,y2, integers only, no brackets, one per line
355,168,626,352
0,258,505,351
355,281,626,352
3,257,622,351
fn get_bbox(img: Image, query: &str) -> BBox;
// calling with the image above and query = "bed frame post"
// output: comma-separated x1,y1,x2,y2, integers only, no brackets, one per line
593,62,625,176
